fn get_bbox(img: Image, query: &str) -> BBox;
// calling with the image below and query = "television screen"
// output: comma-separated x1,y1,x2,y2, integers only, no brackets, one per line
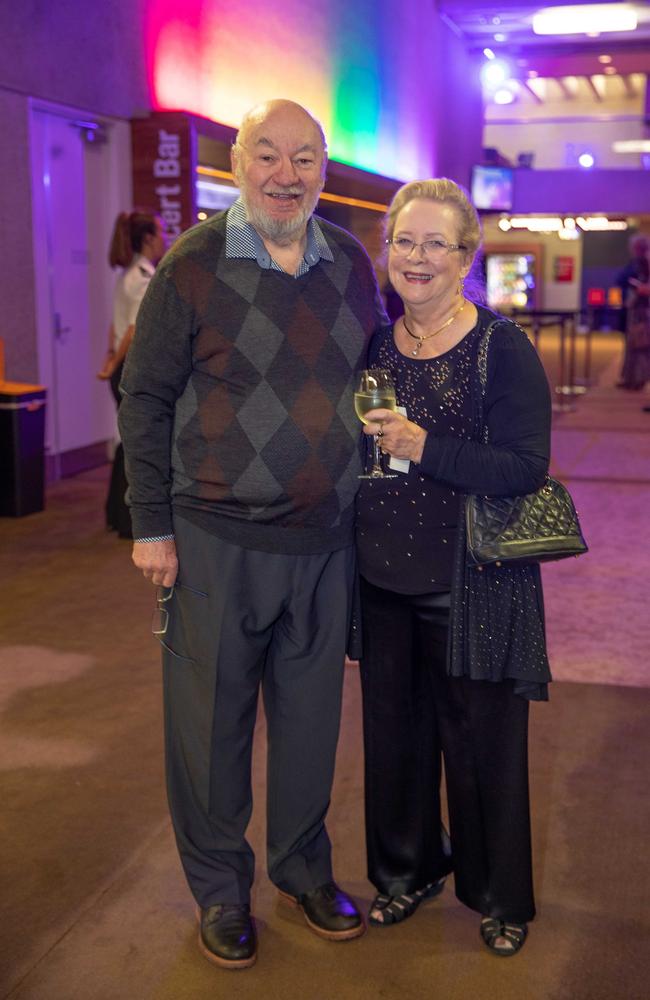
471,165,514,212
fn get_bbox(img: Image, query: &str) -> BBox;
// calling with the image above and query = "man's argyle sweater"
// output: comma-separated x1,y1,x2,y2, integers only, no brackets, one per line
119,211,386,554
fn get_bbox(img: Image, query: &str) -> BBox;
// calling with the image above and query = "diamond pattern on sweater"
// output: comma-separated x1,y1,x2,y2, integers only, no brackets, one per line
285,296,329,367
235,307,285,376
216,252,262,305
289,378,336,448
231,454,284,508
261,418,313,485
285,452,334,518
196,383,237,441
322,251,353,296
330,299,372,367
237,382,288,452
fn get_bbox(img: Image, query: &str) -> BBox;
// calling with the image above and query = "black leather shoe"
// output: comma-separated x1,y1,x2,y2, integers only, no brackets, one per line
197,903,257,969
279,881,364,940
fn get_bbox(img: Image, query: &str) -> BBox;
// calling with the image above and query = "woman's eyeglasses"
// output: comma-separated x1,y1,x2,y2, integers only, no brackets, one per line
386,237,466,260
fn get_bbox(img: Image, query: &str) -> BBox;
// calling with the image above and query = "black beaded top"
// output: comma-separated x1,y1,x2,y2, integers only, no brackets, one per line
357,326,474,593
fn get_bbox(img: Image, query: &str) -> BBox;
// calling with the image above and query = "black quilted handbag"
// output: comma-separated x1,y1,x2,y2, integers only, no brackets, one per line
466,476,588,567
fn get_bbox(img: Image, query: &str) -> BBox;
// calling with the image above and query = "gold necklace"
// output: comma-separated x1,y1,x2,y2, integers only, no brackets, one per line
402,302,466,356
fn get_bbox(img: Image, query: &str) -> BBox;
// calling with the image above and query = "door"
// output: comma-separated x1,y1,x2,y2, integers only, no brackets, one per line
29,102,132,473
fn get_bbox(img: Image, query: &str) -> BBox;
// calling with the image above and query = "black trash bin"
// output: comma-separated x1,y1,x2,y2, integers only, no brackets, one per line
0,381,47,516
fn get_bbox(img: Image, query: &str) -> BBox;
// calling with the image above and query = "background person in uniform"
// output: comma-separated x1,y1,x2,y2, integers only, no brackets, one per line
356,178,552,956
98,211,167,537
118,99,387,970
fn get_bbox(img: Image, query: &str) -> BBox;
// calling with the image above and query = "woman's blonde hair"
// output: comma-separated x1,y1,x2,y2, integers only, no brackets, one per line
384,178,482,266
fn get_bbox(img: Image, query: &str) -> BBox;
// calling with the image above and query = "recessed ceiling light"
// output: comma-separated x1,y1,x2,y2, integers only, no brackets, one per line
533,4,637,36
481,60,510,86
598,54,613,63
603,66,617,74
494,33,507,42
613,140,650,153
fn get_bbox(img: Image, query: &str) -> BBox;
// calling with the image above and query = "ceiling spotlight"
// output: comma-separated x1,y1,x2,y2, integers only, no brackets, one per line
603,66,616,75
483,47,496,59
494,88,516,105
494,33,507,42
481,59,509,87
578,152,595,168
533,5,637,36
598,54,613,63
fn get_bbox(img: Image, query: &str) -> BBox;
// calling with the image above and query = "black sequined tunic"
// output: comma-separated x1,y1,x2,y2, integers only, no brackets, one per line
357,331,473,593
360,307,554,701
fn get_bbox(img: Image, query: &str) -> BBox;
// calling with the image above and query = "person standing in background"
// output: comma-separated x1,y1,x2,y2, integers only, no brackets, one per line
616,235,650,392
98,211,167,537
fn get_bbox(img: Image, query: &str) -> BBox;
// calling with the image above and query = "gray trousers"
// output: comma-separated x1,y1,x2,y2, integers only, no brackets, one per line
159,515,355,907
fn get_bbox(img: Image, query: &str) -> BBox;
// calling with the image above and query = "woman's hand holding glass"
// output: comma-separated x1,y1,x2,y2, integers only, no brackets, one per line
355,370,398,478
361,408,427,465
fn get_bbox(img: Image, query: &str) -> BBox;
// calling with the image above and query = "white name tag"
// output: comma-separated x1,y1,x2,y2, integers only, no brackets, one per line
388,406,410,474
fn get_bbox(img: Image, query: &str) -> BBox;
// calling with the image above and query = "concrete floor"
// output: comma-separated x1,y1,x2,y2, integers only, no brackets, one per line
1,329,649,1000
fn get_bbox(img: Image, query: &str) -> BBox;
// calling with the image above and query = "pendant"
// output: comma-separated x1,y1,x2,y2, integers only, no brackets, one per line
412,340,422,356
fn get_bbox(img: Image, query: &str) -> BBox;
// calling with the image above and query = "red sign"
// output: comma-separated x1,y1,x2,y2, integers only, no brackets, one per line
587,287,606,306
553,256,574,283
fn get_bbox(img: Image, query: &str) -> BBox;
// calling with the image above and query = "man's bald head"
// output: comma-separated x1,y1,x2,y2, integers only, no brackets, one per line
235,100,327,160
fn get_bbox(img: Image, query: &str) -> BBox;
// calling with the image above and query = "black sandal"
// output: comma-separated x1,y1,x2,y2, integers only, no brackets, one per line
480,917,528,956
369,878,445,926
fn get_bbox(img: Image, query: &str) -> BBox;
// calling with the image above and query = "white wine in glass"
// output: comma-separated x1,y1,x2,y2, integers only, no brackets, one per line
354,389,397,424
355,369,398,478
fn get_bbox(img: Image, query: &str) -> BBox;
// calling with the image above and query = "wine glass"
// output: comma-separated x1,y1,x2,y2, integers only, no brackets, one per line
354,369,398,479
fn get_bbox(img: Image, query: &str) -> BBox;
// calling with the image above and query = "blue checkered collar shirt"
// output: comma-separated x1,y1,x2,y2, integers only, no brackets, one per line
225,197,334,277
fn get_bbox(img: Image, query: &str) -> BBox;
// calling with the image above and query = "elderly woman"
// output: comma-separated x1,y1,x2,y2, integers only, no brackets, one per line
357,179,552,956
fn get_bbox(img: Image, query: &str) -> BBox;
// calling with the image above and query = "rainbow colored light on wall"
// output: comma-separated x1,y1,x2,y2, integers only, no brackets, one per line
144,0,438,180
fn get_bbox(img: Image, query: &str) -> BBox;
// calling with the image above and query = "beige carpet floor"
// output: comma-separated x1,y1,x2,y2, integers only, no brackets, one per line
1,330,648,1000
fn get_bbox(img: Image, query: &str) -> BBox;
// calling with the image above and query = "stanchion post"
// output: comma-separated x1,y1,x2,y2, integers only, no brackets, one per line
553,313,575,412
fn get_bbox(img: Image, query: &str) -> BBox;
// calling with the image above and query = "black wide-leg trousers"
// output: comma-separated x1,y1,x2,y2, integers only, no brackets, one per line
359,577,535,924
160,516,355,908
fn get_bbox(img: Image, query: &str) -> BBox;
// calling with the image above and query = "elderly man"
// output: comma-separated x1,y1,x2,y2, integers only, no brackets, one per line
119,100,386,969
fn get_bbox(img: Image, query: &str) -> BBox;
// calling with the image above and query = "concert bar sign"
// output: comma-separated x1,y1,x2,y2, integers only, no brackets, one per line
131,112,197,241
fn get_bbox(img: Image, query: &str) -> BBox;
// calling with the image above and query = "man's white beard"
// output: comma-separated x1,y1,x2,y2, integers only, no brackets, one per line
243,195,316,246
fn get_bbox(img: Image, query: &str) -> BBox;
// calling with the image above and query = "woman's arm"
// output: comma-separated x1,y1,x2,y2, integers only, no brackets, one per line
110,323,135,368
97,324,117,379
366,326,551,497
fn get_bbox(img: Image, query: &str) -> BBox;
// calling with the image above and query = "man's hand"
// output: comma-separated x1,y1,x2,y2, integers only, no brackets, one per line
132,539,178,588
362,408,427,464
